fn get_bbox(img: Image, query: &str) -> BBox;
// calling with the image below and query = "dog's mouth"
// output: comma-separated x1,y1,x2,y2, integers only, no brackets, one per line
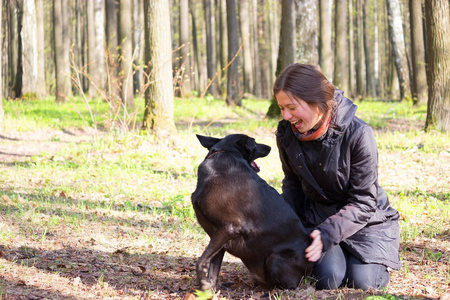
250,161,260,172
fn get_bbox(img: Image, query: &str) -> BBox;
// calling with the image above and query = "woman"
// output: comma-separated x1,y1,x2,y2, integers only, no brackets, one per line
274,64,400,290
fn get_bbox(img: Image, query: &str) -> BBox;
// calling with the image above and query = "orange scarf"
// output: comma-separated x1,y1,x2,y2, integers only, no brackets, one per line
291,112,332,142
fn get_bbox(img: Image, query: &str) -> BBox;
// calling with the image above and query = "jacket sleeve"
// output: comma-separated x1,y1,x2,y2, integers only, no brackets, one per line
316,125,379,252
276,135,305,215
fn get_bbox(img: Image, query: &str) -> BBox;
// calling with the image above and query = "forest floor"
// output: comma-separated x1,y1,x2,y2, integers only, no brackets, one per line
1,114,449,300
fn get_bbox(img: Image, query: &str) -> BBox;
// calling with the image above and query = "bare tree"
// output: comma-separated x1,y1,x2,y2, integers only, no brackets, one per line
250,0,261,97
239,0,253,94
119,0,135,108
319,0,333,79
348,0,356,98
424,0,450,132
226,0,241,106
296,0,318,65
35,0,46,97
142,0,176,136
334,0,349,93
179,0,191,95
266,0,296,118
386,0,410,100
409,0,427,106
204,0,217,95
0,0,3,127
363,0,375,98
21,0,38,97
53,0,71,102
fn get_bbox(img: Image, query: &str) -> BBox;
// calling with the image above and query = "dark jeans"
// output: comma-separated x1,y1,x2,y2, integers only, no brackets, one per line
312,244,390,290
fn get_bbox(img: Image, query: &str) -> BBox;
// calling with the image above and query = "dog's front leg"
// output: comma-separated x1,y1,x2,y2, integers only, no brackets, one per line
207,248,225,288
196,229,230,290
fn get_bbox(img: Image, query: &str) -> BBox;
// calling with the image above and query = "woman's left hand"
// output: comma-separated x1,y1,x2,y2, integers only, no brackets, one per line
305,230,323,262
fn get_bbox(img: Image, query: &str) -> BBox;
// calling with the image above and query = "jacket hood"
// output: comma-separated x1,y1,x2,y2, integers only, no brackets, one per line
330,89,358,135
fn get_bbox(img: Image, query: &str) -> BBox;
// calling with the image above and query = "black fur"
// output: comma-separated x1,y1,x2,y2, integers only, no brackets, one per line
192,134,313,290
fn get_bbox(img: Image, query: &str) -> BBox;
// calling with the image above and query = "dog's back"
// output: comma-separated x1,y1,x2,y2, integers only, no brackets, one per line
192,134,313,289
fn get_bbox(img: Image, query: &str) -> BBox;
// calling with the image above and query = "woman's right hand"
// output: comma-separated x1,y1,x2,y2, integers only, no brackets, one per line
305,229,323,262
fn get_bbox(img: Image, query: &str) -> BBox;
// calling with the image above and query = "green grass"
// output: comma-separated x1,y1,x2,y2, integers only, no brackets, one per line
1,95,449,299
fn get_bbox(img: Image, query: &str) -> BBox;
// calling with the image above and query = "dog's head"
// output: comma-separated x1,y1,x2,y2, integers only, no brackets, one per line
196,134,271,172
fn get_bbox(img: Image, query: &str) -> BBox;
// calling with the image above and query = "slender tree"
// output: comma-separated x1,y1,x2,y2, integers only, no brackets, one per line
189,0,201,93
226,0,241,106
142,0,176,136
348,0,356,98
356,0,365,98
363,0,376,98
10,1,19,96
204,0,217,96
239,0,253,94
250,0,261,97
0,0,3,127
179,0,191,96
424,0,450,132
119,0,135,108
21,0,38,97
266,0,296,118
105,0,119,98
334,0,349,93
319,0,333,80
218,0,228,94
386,0,410,100
53,0,71,102
296,0,318,65
409,0,427,106
35,0,46,97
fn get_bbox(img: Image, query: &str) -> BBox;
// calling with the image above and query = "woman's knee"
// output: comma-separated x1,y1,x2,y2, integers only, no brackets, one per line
346,258,390,290
312,245,347,290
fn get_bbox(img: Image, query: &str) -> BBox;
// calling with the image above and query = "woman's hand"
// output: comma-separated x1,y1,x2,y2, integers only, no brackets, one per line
305,230,323,262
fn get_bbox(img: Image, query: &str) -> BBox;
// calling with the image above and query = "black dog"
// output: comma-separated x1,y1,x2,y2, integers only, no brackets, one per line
191,134,313,290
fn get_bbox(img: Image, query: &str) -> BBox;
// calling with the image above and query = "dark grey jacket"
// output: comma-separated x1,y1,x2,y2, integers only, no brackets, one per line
276,89,401,270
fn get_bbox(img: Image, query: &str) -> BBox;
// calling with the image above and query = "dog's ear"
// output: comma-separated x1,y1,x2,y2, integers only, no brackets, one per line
236,136,257,157
196,134,221,150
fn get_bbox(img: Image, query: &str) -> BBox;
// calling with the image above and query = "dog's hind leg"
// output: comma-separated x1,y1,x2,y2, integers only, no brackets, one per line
196,229,230,290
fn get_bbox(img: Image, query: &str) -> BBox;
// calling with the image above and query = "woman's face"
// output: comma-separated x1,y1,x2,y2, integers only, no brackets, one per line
276,90,324,134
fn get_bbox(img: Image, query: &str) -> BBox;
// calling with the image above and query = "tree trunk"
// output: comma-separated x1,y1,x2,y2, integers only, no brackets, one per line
105,0,118,54
35,0,46,97
226,0,241,106
424,0,450,132
94,0,106,92
133,0,145,95
251,0,261,97
334,0,349,93
363,0,375,98
53,0,70,102
409,0,427,106
105,0,119,99
21,0,38,97
319,0,333,80
348,0,356,98
142,0,176,136
179,0,191,96
296,0,318,65
9,1,19,96
204,0,217,96
266,0,296,118
386,0,410,100
356,0,365,98
119,0,135,108
0,0,3,127
87,0,96,96
239,0,253,95
218,0,228,95
189,0,201,94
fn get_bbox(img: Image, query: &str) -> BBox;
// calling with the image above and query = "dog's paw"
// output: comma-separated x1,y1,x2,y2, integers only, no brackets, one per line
200,279,214,291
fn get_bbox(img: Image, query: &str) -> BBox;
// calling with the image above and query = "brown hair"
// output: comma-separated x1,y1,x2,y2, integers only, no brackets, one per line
273,64,336,115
